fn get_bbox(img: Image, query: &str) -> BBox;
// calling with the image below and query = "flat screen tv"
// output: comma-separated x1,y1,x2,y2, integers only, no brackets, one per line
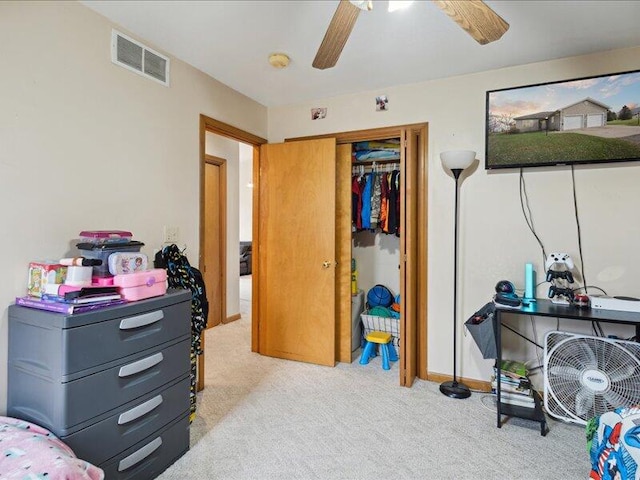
485,69,640,170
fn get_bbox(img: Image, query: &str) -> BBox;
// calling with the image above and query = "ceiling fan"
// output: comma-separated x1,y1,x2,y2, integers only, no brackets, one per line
312,0,509,70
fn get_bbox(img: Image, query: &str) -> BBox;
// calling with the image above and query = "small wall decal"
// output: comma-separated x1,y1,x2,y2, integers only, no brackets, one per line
311,107,327,120
376,95,388,111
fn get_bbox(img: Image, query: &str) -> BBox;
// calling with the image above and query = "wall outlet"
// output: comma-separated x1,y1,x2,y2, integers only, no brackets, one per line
163,226,180,244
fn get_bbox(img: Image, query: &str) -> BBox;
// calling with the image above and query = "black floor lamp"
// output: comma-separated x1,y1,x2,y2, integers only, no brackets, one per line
439,150,476,400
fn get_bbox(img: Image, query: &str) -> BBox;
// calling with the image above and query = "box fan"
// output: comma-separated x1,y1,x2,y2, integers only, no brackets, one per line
544,331,640,425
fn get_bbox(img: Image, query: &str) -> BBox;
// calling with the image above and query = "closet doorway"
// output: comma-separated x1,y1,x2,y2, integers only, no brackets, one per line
286,124,427,386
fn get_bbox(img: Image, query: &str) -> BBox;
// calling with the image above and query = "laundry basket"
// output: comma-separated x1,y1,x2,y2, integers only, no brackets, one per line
360,312,400,348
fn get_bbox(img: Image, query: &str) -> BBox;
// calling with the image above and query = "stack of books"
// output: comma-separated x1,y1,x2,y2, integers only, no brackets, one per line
491,359,535,408
16,286,125,314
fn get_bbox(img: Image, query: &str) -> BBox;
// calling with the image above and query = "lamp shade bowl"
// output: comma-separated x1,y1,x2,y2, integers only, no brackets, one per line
440,150,476,171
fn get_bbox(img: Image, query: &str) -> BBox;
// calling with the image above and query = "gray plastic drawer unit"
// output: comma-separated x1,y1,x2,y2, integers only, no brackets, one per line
63,376,190,466
8,289,192,479
8,292,191,378
101,413,190,480
10,338,189,429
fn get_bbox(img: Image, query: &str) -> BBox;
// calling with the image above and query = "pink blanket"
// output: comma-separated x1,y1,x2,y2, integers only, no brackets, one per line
0,416,104,480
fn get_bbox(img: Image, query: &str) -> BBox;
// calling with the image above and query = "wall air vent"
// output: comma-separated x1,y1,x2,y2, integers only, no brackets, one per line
111,29,170,86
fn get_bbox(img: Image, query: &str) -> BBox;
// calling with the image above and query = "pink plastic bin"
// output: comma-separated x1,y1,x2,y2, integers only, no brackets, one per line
113,268,167,301
79,230,133,244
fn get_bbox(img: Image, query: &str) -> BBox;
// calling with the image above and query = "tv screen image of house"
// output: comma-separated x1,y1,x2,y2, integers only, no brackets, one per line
485,69,640,170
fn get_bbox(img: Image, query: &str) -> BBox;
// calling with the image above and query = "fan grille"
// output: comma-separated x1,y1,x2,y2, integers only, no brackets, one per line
544,331,640,425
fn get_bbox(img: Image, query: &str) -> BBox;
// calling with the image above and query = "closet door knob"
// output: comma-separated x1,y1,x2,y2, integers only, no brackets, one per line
322,261,331,269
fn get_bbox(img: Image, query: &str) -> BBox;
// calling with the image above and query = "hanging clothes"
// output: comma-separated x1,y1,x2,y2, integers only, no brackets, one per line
379,171,390,233
350,166,400,235
357,175,367,230
380,173,387,233
387,170,400,236
351,174,366,231
351,175,360,230
395,170,401,236
361,173,373,230
370,172,381,229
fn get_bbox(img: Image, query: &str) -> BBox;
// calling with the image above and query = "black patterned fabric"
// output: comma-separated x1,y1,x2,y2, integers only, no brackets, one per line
154,244,209,422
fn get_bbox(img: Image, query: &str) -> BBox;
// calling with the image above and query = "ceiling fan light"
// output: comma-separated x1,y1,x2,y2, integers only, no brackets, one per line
349,1,373,11
388,0,413,12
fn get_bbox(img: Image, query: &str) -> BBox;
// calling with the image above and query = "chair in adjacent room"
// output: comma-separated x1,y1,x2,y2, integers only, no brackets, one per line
240,241,252,276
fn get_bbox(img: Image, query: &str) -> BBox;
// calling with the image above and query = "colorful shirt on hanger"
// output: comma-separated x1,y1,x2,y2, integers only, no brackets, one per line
352,175,360,230
379,171,390,233
388,170,400,236
361,173,373,230
370,172,381,229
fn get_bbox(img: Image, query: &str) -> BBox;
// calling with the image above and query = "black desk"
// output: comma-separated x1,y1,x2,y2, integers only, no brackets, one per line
493,299,640,435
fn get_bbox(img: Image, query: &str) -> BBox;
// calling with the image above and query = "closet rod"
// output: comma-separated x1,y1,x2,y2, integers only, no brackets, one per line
352,162,399,173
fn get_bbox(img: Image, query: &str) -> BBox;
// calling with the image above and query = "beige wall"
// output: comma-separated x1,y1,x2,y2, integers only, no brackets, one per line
0,2,267,412
3,2,640,412
268,46,640,388
352,232,401,298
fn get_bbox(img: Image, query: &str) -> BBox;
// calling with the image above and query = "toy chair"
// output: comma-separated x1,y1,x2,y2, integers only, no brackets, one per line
359,331,398,370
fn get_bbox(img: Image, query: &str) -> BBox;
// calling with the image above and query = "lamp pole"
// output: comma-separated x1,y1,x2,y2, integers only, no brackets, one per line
452,169,462,384
439,157,472,400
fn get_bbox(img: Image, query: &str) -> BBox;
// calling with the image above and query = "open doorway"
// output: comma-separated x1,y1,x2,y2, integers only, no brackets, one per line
198,125,254,390
238,142,253,317
203,132,253,325
199,115,266,377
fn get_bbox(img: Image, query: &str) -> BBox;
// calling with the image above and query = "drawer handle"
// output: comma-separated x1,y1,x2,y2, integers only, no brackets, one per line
118,352,164,378
118,394,164,425
118,437,162,472
119,310,164,330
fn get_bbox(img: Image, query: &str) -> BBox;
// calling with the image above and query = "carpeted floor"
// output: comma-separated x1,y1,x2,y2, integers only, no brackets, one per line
158,276,588,479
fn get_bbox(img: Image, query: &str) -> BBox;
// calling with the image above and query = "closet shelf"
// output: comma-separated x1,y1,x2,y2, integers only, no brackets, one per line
352,158,400,166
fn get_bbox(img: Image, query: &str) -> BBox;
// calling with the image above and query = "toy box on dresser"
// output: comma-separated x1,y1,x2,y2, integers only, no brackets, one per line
7,289,192,480
113,268,167,301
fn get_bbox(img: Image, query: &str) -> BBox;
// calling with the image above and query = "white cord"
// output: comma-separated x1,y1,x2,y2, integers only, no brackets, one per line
530,316,544,370
480,394,497,412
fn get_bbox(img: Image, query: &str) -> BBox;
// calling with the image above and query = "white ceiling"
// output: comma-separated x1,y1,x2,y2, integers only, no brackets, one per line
82,0,640,107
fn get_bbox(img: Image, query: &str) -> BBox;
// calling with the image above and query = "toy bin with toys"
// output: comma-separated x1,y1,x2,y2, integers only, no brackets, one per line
360,285,401,349
360,312,400,349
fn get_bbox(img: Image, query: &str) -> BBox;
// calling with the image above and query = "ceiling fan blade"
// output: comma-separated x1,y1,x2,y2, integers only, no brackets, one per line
433,0,509,45
312,1,362,70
